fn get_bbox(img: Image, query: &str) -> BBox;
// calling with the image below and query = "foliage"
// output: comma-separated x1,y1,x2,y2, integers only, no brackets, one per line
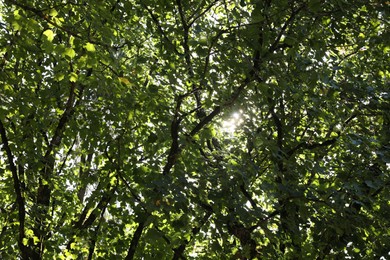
0,0,389,259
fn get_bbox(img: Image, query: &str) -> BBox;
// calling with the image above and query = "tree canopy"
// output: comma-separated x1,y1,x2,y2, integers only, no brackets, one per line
0,0,389,259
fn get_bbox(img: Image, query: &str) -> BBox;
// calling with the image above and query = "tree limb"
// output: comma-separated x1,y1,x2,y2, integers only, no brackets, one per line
125,218,149,260
0,119,30,258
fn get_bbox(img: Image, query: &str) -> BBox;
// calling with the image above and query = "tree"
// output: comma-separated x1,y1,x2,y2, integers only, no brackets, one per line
0,0,389,259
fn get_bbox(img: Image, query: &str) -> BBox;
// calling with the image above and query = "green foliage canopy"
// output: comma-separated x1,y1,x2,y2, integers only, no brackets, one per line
0,0,389,259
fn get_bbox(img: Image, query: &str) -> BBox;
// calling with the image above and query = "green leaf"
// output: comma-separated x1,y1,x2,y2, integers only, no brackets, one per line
49,9,58,17
43,29,54,42
55,73,65,81
63,48,76,59
69,72,78,82
84,42,96,52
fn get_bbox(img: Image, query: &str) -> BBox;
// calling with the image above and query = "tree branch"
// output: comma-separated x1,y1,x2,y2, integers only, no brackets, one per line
227,220,259,259
172,211,212,260
66,184,116,253
125,218,149,260
163,94,185,175
269,3,306,53
287,138,338,157
240,184,258,209
87,204,107,260
0,119,30,258
188,0,219,27
143,4,182,55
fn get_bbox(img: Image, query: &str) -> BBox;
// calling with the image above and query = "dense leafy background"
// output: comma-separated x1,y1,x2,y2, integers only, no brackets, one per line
0,0,389,259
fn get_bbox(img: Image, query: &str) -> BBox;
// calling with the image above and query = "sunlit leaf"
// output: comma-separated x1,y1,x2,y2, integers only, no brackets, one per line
63,48,76,59
43,29,54,42
84,42,96,52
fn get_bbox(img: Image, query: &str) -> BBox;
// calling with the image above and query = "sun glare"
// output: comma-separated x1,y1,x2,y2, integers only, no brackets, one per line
221,110,244,134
